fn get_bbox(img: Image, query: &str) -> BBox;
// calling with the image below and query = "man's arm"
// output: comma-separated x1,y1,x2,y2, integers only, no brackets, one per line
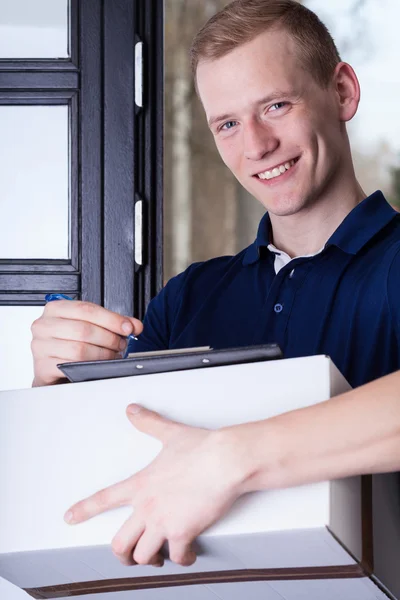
236,369,400,493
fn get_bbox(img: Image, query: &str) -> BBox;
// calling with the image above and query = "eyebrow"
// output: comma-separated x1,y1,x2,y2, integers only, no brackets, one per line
207,89,299,129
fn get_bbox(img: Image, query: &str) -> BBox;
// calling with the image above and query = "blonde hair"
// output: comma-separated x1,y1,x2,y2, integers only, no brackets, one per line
190,0,341,88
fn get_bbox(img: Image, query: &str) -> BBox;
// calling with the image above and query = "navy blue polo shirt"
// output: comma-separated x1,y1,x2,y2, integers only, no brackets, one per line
129,191,400,388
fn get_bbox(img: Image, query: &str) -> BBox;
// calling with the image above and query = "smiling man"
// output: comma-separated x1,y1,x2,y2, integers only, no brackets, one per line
199,25,364,238
31,0,400,570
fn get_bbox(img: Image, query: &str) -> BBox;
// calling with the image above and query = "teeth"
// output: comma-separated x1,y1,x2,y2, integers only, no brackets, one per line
257,159,296,180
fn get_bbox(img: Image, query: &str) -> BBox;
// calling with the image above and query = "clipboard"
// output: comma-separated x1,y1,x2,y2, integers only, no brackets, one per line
58,344,283,383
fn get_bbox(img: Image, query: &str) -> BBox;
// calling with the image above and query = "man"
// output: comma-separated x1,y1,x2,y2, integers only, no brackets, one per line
31,0,400,570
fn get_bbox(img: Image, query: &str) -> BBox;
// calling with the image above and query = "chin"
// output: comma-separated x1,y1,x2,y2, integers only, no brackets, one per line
261,195,306,217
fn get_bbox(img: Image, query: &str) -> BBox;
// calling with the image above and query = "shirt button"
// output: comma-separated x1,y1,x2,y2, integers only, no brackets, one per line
274,303,283,313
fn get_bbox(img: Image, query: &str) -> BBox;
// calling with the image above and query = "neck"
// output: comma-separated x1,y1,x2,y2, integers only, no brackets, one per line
269,178,366,258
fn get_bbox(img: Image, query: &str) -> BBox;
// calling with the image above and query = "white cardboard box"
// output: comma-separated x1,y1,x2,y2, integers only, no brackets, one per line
0,355,395,600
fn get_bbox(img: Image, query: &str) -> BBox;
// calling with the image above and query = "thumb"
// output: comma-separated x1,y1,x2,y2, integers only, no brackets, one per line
126,405,182,443
124,316,143,336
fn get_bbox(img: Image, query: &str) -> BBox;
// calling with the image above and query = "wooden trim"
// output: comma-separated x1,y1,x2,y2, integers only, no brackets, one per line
0,72,78,89
0,91,76,103
79,0,103,305
0,262,77,273
69,0,80,68
23,564,366,599
102,0,136,317
69,92,79,271
0,60,78,72
0,274,79,292
137,0,164,319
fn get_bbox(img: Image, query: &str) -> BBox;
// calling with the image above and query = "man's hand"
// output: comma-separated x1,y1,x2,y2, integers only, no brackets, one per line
31,300,143,386
64,405,249,568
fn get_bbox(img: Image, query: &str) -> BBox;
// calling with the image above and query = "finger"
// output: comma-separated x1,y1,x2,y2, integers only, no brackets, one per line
64,478,131,525
132,530,166,567
44,300,143,337
31,338,120,363
111,515,145,566
33,317,129,354
126,405,184,444
168,540,197,567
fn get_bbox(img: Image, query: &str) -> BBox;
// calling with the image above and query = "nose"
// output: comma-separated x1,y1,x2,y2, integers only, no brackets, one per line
243,119,279,161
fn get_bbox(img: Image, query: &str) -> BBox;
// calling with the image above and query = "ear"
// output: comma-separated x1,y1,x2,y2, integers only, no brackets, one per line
332,62,361,123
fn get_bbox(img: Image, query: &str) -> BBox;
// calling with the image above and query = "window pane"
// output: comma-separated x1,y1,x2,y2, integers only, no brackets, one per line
0,306,43,391
0,0,69,59
304,0,400,209
0,106,70,259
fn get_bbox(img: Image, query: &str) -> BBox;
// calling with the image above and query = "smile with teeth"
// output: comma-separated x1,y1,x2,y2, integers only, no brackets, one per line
257,158,298,180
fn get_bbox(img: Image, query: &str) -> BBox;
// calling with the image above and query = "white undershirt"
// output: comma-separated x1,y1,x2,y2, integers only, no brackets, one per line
267,243,325,275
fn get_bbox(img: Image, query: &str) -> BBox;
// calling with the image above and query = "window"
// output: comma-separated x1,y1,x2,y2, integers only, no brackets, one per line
0,0,163,390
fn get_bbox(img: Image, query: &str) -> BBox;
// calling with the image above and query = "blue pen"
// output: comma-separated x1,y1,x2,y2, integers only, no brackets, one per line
44,293,138,358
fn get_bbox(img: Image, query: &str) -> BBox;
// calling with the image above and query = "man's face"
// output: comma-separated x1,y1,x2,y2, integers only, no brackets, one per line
196,29,346,217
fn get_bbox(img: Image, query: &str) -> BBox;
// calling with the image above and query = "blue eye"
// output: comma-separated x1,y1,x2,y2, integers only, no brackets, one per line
270,102,287,111
221,120,237,131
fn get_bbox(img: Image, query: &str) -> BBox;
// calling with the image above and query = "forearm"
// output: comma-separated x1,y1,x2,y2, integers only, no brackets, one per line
228,370,400,493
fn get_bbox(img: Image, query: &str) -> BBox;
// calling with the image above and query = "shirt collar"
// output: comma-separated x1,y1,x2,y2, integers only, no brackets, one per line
242,212,272,266
242,191,398,266
325,190,398,255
